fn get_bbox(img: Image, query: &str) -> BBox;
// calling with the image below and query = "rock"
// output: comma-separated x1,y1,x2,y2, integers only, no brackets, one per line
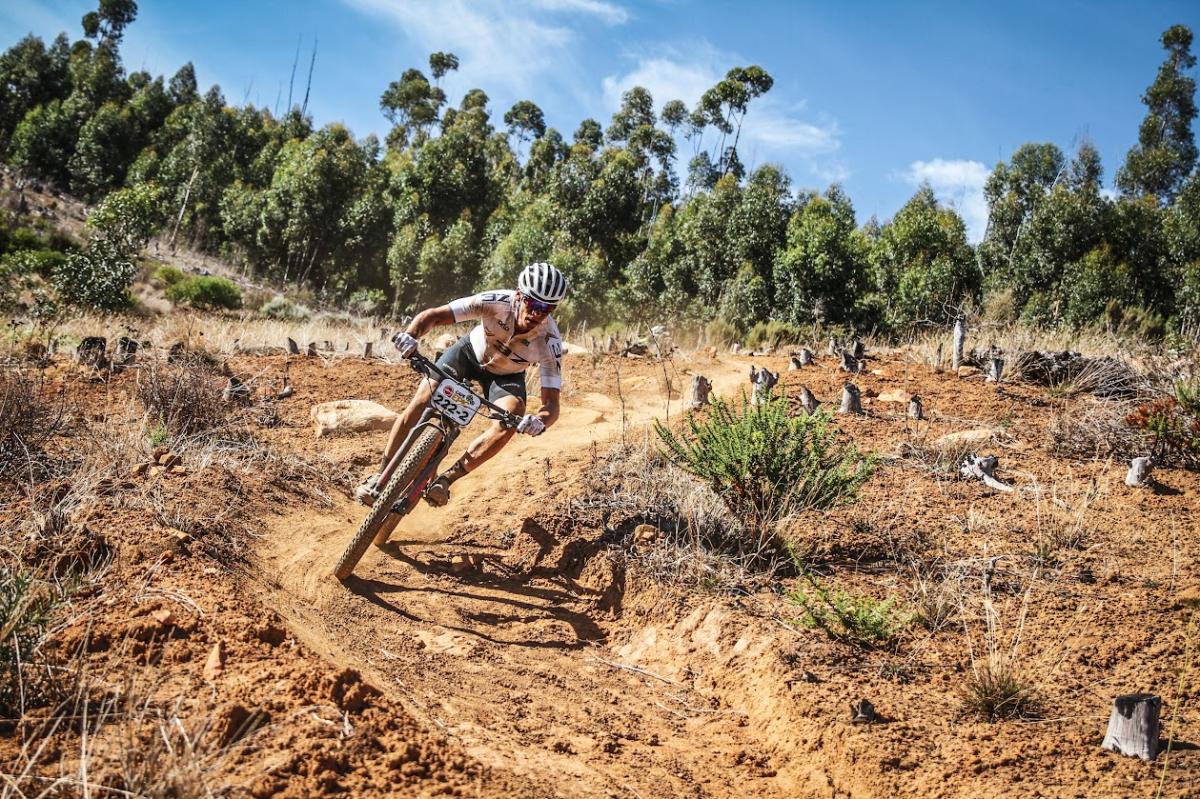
133,462,150,477
152,446,170,461
450,554,480,575
310,399,398,437
850,699,876,724
152,609,176,627
203,640,226,680
633,524,659,548
932,429,996,448
169,465,188,476
877,389,911,404
149,466,165,478
157,452,180,467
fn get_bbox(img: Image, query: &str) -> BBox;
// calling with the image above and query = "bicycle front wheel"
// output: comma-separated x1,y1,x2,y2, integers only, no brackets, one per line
334,425,444,580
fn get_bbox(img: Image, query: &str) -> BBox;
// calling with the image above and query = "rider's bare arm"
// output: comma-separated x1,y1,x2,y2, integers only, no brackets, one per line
405,304,456,338
537,387,560,429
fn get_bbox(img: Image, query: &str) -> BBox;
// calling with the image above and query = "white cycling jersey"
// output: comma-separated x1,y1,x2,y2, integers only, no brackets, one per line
448,290,563,390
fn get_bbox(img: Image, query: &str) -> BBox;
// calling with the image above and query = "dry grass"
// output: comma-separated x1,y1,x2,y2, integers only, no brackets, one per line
958,575,1042,721
0,368,68,483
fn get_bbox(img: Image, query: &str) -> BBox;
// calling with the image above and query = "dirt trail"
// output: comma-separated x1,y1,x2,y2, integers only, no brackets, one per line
253,357,786,797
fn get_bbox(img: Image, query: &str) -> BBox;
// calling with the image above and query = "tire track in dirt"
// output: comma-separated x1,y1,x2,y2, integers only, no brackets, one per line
250,357,796,797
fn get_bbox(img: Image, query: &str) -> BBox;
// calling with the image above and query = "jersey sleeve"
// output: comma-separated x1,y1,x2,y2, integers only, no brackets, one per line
538,334,564,390
448,293,484,323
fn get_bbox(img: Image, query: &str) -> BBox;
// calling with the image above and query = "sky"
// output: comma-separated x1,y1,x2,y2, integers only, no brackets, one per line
2,0,1198,242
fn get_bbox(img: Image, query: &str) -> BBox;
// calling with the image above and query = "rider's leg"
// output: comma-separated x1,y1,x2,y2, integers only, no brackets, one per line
424,394,523,507
377,376,437,472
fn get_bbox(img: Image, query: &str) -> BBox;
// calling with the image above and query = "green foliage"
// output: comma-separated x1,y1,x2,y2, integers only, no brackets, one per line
960,657,1039,721
260,295,311,321
0,566,71,715
86,183,163,258
152,264,186,286
745,319,801,350
704,318,738,346
52,249,135,310
165,275,242,310
348,287,387,316
787,572,911,648
654,398,875,534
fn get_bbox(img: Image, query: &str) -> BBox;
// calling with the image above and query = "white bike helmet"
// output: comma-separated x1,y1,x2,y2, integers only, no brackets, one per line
517,262,568,304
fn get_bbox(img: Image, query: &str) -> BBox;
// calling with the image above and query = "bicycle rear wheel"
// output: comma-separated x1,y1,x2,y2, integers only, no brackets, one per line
334,425,444,580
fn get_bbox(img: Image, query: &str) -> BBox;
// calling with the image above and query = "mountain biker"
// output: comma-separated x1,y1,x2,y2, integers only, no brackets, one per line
355,262,568,508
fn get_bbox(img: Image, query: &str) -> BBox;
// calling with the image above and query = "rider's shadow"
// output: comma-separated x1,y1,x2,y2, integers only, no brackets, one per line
352,546,608,648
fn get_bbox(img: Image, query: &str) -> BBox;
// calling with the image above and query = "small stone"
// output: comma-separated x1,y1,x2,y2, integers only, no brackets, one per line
152,446,170,461
152,609,176,627
850,698,877,724
133,462,150,477
169,465,188,476
149,466,164,478
157,452,181,468
633,524,659,546
450,554,476,575
877,389,911,404
203,640,226,680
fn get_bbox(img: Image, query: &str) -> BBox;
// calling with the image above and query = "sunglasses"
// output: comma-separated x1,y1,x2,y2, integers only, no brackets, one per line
520,295,556,314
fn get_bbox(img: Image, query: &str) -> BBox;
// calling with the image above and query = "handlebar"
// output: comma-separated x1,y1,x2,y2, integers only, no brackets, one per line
406,351,522,429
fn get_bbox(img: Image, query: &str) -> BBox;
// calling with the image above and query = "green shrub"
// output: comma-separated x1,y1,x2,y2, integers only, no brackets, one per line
705,318,738,346
348,288,387,316
0,566,70,715
655,399,875,535
165,276,243,310
787,572,911,647
260,295,311,321
153,265,187,287
52,249,136,311
746,319,802,350
6,227,45,252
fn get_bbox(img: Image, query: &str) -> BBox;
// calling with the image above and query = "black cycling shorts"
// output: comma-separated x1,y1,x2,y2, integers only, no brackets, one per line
435,334,527,404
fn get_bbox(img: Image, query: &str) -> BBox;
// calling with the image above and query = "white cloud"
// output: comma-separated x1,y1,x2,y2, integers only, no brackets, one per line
341,0,622,97
902,158,990,243
530,0,628,25
601,46,842,181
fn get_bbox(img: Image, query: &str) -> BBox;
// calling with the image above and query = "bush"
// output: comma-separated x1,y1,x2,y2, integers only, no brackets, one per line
746,319,802,350
136,359,228,436
153,265,187,287
165,276,243,310
705,318,738,346
1,370,65,480
260,295,311,321
52,249,136,311
0,566,71,715
348,288,387,316
787,572,911,647
655,398,875,536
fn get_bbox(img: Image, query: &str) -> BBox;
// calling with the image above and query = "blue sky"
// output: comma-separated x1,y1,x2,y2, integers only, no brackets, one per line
3,0,1198,241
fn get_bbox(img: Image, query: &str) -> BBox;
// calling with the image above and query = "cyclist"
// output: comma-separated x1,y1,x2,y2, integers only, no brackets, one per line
356,262,568,508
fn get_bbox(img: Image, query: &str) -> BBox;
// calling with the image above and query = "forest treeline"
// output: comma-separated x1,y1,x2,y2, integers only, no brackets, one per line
1,1,1198,340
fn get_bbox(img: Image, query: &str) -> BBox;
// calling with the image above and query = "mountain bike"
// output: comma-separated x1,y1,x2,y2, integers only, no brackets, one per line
333,352,520,580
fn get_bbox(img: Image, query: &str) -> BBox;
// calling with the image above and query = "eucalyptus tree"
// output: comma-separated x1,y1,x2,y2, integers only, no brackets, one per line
1117,25,1197,203
775,184,867,326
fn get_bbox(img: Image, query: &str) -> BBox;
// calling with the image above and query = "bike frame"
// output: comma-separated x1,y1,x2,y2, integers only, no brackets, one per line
378,353,520,516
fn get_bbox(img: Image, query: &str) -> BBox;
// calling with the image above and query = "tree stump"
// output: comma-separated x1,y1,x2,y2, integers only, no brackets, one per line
788,356,803,371
799,386,819,414
322,340,333,352
115,337,138,366
986,357,1004,383
840,350,860,373
363,342,373,359
286,337,300,355
851,339,865,360
839,383,863,414
686,375,712,410
934,342,944,373
959,453,1014,492
1125,457,1153,487
223,376,251,404
826,336,838,356
798,348,815,366
730,343,742,355
76,337,107,367
908,395,924,421
749,366,778,406
306,342,317,357
1101,693,1160,761
952,316,965,373
605,334,617,354
168,342,187,363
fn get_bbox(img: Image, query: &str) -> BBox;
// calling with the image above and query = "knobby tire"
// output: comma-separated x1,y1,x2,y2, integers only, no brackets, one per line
334,425,444,580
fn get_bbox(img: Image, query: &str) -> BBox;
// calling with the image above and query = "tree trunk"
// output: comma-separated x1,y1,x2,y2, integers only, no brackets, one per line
839,383,863,414
799,348,815,366
934,343,944,373
851,339,865,359
952,316,965,373
986,357,1004,383
686,375,712,410
840,350,860,373
908,395,923,420
1125,457,1153,487
1101,694,1160,761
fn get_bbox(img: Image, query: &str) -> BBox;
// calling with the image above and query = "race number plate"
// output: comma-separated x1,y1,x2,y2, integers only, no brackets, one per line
431,377,481,426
